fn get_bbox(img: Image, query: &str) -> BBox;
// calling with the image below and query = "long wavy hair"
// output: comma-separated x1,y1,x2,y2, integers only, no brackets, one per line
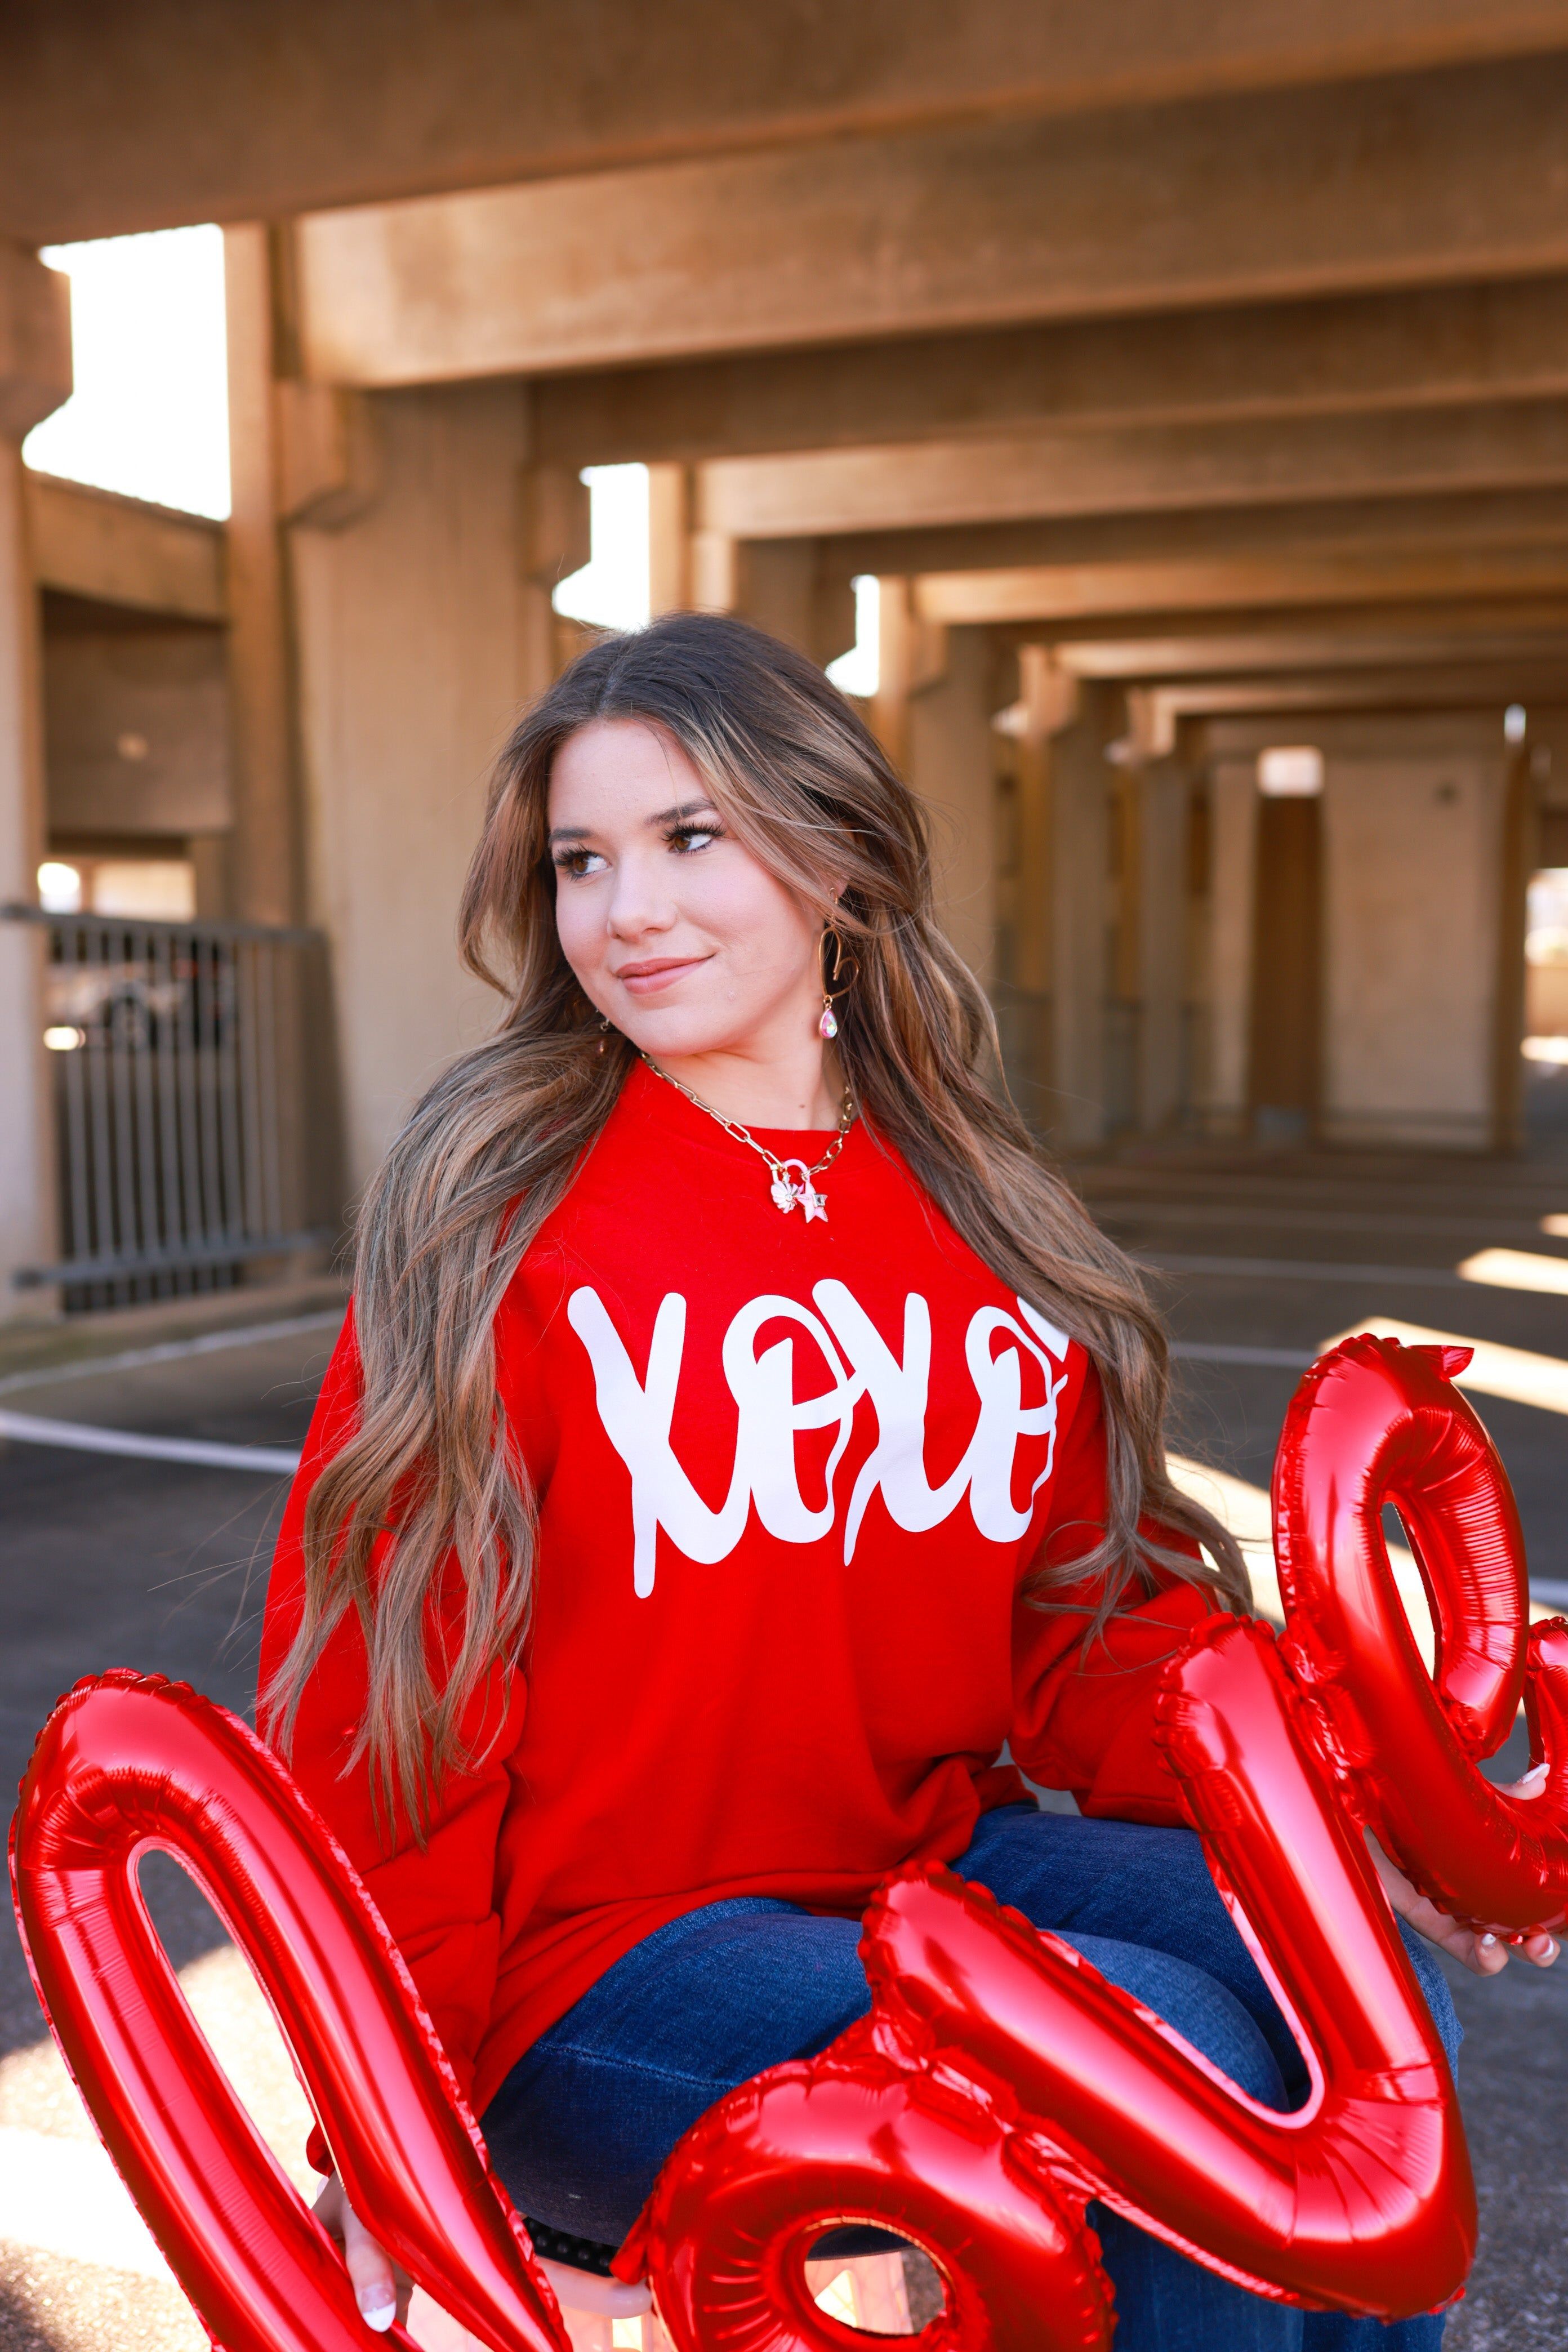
263,611,1246,1828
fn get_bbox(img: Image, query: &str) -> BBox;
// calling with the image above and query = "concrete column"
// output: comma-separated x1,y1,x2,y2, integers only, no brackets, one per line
871,576,947,774
905,625,996,985
1137,755,1190,1132
0,243,72,1316
651,476,857,668
647,461,694,614
224,225,300,926
1202,756,1258,1136
0,445,56,1315
288,380,540,1192
651,462,741,618
1046,685,1121,1149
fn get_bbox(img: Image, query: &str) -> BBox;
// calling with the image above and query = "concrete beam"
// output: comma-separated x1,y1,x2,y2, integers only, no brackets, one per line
0,247,70,441
8,3,1568,244
1141,667,1568,721
1055,620,1568,681
912,545,1568,627
25,474,226,621
300,54,1568,385
536,278,1568,468
697,402,1568,542
822,485,1568,584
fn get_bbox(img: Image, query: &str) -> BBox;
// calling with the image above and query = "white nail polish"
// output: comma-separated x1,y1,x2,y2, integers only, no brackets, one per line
359,2300,397,2334
1480,1933,1498,1949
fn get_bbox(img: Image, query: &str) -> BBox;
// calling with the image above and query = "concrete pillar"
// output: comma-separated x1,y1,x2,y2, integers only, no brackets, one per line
1137,755,1191,1132
650,473,857,668
1201,756,1258,1137
1046,685,1121,1149
871,576,947,774
649,462,738,618
224,225,300,926
0,244,72,1317
904,625,996,985
0,444,56,1314
288,380,544,1192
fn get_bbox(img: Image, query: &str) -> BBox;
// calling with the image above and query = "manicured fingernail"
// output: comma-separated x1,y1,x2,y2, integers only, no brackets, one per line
1480,1933,1498,1948
359,2298,397,2333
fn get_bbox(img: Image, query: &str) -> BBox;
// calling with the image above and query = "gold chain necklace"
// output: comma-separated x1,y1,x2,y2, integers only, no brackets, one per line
639,1054,856,1222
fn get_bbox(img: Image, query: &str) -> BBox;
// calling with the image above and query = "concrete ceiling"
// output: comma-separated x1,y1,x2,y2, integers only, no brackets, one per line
291,53,1568,385
5,0,1566,244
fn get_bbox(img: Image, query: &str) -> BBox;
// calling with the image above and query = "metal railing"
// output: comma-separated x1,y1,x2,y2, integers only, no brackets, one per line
3,904,342,1310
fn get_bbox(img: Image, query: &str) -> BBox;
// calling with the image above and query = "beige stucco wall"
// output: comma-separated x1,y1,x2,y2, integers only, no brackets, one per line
43,624,231,838
1322,746,1502,1148
289,381,533,1194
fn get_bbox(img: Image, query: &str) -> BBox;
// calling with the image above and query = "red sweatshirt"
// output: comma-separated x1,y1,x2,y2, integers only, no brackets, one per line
261,1062,1210,2118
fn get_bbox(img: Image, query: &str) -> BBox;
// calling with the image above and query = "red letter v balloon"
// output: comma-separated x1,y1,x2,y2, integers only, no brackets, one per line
10,1672,569,2352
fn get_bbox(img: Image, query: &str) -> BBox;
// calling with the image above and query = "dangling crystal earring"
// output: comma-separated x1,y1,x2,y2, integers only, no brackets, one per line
819,926,856,1040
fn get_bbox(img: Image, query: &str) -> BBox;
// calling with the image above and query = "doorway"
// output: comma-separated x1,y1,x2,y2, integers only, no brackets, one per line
1248,752,1323,1143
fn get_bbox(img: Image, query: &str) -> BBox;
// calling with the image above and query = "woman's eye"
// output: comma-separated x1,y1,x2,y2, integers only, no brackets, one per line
669,826,719,855
554,849,607,879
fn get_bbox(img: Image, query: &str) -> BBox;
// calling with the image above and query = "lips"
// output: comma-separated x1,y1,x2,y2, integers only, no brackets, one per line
612,955,712,995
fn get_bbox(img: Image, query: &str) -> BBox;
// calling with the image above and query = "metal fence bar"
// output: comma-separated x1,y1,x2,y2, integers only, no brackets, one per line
1,904,339,1306
214,935,248,1249
84,923,117,1279
57,926,92,1266
256,941,287,1236
152,924,182,1260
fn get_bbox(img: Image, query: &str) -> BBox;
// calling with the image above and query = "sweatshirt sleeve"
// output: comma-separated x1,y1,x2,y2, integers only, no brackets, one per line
1008,1361,1217,1826
259,1306,527,2116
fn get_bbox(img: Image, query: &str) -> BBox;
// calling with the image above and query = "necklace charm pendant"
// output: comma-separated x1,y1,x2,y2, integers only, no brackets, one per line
799,1180,828,1223
770,1174,800,1213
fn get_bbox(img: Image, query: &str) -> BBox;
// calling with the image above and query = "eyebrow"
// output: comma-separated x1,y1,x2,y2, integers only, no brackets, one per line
547,798,720,845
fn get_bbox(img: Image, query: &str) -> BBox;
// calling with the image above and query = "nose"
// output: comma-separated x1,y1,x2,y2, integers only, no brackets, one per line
605,846,677,941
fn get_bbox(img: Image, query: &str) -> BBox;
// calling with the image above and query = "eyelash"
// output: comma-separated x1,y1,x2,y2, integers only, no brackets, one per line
552,821,724,877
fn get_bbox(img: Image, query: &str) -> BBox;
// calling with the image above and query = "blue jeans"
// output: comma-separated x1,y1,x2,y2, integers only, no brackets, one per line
482,1805,1460,2351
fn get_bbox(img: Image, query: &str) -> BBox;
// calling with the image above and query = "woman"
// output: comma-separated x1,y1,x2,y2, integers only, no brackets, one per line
262,613,1549,2351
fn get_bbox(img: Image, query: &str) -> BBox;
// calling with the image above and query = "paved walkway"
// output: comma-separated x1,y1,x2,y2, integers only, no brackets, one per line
2,1138,1567,2346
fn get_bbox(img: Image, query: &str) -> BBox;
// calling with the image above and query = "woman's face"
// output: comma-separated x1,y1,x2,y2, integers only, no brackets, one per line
547,718,825,1063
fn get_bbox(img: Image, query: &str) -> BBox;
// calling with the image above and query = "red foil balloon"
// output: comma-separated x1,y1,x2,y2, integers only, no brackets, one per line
622,1618,1473,2344
10,1671,569,2352
1273,1333,1568,1934
620,2032,1114,2352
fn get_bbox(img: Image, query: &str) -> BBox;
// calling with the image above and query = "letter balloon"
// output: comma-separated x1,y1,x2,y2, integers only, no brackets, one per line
1273,1334,1568,1934
621,1618,1473,2349
9,1672,568,2352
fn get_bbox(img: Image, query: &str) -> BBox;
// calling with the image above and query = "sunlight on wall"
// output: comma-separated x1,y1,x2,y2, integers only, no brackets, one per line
22,225,230,520
553,464,651,631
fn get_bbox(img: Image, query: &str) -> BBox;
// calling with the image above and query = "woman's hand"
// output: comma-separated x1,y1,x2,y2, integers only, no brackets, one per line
1368,1763,1561,1976
312,2173,412,2333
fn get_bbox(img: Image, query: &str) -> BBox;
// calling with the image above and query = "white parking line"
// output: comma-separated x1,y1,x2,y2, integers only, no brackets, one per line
0,1407,301,1475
